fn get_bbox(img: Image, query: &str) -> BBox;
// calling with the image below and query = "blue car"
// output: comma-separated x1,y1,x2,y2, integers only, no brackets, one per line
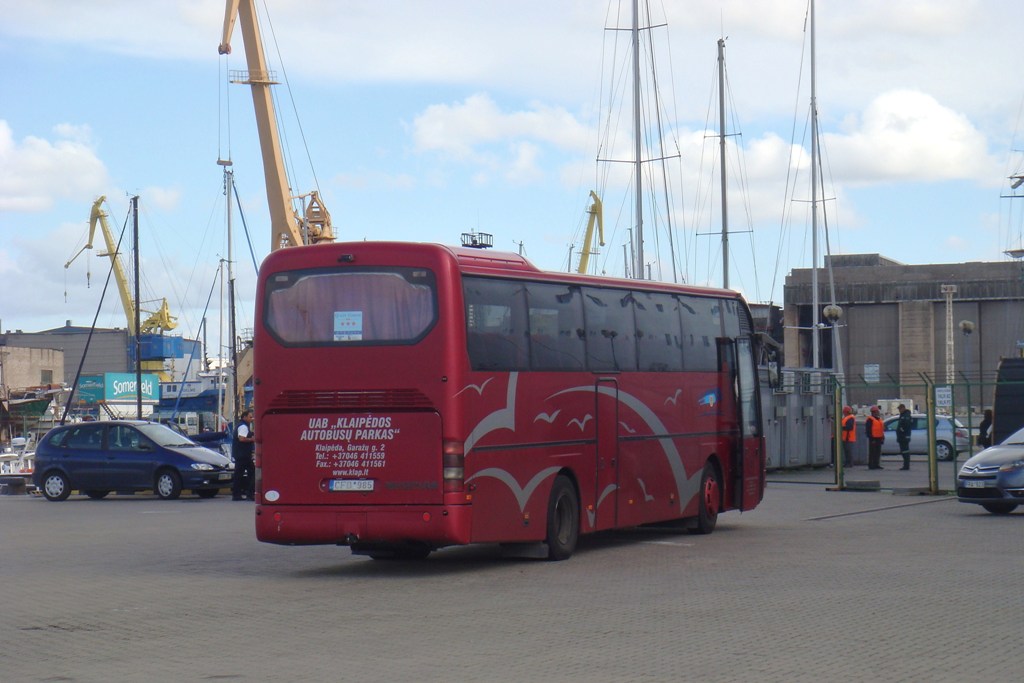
957,426,1024,514
190,430,232,459
33,420,234,501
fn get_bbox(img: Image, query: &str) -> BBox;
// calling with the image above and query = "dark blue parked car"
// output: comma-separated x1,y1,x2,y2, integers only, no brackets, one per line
957,425,1024,514
33,420,234,501
190,430,232,460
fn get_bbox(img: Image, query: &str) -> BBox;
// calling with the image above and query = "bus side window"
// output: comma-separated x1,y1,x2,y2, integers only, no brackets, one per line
679,294,718,372
464,277,528,370
526,283,585,370
634,291,683,372
582,287,637,372
468,331,524,370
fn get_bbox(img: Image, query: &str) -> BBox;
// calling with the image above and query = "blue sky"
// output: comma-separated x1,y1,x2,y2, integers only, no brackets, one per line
2,0,1024,345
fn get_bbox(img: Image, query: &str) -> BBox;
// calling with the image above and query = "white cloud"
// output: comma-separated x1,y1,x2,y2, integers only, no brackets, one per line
412,94,590,161
947,234,969,251
504,142,543,185
0,121,109,212
826,90,998,184
140,186,182,212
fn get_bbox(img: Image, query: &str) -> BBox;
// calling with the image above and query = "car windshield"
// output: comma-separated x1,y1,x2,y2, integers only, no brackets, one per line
999,426,1024,445
135,423,198,447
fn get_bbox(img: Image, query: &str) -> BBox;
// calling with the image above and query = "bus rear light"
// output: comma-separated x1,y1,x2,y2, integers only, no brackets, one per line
442,440,464,492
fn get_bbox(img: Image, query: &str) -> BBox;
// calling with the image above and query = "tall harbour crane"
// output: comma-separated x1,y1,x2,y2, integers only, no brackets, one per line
219,0,334,250
577,191,605,274
65,197,177,336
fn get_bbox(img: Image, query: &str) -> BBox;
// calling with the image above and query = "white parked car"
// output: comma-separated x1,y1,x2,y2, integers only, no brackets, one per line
881,414,970,461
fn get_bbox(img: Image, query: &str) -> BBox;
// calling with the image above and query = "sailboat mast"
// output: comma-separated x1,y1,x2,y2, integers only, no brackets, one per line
718,38,730,290
632,0,644,280
220,159,240,422
216,259,226,429
132,195,142,420
810,0,821,369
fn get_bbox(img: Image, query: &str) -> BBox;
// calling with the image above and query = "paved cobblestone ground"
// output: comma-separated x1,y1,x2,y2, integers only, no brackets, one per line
1,461,1020,682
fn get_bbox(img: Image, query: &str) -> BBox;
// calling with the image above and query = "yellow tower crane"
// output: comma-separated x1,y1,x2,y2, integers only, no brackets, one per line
218,0,334,251
577,191,605,274
64,196,178,336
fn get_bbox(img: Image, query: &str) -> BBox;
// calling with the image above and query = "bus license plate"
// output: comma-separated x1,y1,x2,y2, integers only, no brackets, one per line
330,479,374,492
964,480,987,488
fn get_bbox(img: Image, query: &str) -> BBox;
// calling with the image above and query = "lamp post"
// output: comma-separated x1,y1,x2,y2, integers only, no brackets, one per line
823,304,844,402
960,319,975,458
959,320,975,375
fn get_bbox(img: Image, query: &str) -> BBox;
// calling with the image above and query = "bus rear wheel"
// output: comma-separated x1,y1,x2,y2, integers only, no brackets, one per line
688,463,721,535
545,475,579,561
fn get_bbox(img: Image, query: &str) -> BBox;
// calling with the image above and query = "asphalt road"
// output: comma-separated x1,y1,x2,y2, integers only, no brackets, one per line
1,470,1020,683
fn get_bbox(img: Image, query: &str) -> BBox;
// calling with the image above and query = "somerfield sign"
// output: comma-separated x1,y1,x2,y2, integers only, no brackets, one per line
78,373,160,402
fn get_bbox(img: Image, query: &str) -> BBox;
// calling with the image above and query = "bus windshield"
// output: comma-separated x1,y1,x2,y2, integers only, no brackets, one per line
263,267,437,345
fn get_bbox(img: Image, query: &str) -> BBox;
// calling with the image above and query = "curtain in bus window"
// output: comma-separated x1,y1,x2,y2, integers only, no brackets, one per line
633,291,684,371
525,283,585,370
582,288,637,371
463,277,529,371
265,270,435,344
679,295,718,372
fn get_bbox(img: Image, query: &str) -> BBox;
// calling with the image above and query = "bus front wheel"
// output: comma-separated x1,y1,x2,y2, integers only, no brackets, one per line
545,475,579,561
688,463,721,535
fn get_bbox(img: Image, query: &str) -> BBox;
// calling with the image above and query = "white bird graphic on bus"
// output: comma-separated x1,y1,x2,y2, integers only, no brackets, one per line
455,377,493,397
568,414,592,431
533,409,561,424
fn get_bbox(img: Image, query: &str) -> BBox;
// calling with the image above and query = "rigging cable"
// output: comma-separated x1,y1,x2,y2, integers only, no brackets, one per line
60,210,130,424
771,2,812,309
259,0,326,207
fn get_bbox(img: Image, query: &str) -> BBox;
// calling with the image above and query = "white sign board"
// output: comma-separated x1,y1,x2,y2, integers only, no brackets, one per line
936,385,953,408
863,364,880,383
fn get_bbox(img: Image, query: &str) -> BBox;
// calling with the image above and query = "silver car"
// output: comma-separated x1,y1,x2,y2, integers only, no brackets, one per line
957,426,1024,514
881,414,970,461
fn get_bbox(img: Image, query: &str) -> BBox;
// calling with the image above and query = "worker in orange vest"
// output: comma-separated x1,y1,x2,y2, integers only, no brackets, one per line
865,405,886,469
840,406,856,466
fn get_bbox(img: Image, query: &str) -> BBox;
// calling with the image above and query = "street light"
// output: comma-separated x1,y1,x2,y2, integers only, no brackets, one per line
959,319,975,377
823,304,845,405
959,319,976,456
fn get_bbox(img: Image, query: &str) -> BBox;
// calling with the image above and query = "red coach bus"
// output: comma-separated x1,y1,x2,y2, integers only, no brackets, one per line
253,242,765,560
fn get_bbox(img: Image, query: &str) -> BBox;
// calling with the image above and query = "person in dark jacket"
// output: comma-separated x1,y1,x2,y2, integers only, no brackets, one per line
977,409,993,449
231,410,255,501
896,404,913,470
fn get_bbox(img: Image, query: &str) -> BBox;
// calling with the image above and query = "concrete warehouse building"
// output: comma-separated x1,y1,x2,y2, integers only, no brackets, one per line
783,254,1024,410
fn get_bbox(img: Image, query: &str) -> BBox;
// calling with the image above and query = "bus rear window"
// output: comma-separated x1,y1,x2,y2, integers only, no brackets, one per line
263,267,437,345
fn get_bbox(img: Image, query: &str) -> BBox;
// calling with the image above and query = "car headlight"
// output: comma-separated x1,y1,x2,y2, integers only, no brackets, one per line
998,459,1024,473
190,463,215,471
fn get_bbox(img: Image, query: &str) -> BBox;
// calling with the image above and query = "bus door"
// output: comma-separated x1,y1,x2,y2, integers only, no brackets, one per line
717,339,745,509
735,337,765,509
719,337,765,511
593,376,619,530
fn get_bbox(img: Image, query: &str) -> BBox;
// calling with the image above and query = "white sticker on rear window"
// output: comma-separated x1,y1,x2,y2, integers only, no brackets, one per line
334,311,363,341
